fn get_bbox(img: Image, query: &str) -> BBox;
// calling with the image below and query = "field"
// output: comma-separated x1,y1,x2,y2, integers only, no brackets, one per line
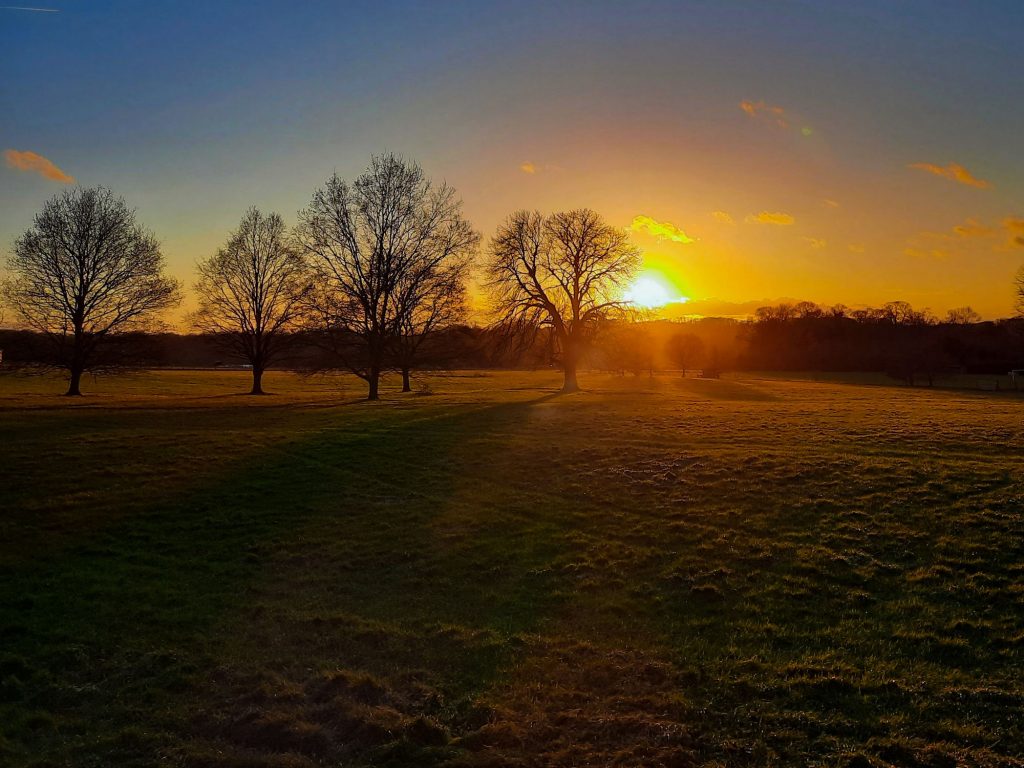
1,369,1023,768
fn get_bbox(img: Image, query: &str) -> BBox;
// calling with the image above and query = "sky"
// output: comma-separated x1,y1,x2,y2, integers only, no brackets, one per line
2,0,1023,320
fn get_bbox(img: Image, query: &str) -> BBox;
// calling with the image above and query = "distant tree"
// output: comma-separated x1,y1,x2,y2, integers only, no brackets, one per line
946,306,981,325
191,208,309,394
1015,266,1024,317
792,301,824,319
296,154,476,400
1,187,180,395
389,196,478,392
701,345,723,378
878,301,933,326
666,331,705,375
827,304,849,319
485,209,640,392
597,322,655,376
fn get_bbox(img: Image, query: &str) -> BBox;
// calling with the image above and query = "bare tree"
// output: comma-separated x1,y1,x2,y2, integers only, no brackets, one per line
666,331,705,375
945,306,981,325
1,187,180,395
485,209,640,392
191,208,308,394
390,217,477,391
295,154,477,400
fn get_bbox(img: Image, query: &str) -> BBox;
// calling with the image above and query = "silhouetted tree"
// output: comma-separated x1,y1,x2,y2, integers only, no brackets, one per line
1,187,180,395
191,208,309,394
389,197,477,392
296,155,475,400
666,331,705,375
946,306,981,325
485,209,640,392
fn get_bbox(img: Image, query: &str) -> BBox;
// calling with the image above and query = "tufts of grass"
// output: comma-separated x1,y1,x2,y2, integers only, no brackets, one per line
1,369,1022,766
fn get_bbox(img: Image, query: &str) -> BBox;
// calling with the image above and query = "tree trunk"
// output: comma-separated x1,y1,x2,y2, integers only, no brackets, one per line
251,367,265,395
561,342,579,392
66,327,85,396
401,368,411,392
367,367,380,401
66,366,83,396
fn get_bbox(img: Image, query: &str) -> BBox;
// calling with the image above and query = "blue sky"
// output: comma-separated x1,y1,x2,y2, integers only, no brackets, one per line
3,1,1023,316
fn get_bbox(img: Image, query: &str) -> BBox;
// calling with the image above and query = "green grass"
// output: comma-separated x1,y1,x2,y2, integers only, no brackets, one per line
1,370,1022,767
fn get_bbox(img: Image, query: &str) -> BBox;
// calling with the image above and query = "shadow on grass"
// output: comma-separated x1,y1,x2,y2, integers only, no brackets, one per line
0,392,568,767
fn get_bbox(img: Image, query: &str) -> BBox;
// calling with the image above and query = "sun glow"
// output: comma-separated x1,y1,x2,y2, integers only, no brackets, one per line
624,272,687,309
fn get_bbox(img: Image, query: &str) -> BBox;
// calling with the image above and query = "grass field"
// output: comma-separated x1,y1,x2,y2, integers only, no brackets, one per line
1,369,1023,767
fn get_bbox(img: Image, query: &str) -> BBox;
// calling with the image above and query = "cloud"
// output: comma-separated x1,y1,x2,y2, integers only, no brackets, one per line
822,198,840,209
904,246,951,260
4,149,74,183
740,100,788,128
848,243,865,253
904,219,1000,259
952,218,993,238
1004,217,1024,247
519,161,536,175
629,215,695,243
803,237,827,249
908,161,991,189
747,211,795,226
662,296,812,319
710,210,734,225
0,6,60,11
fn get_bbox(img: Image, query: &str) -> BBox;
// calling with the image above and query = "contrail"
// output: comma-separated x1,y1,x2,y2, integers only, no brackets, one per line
0,6,60,11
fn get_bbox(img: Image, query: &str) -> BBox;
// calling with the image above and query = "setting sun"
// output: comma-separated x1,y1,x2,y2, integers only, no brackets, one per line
624,272,687,309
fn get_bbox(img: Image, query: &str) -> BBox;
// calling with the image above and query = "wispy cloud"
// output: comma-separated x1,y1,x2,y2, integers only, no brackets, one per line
803,237,827,249
822,198,840,209
904,248,950,260
664,296,812,319
710,210,734,225
740,100,787,128
4,149,74,183
0,6,60,11
848,244,865,253
630,215,695,243
519,161,536,175
1004,217,1024,247
747,211,794,226
952,218,993,238
909,161,991,189
904,218,1000,259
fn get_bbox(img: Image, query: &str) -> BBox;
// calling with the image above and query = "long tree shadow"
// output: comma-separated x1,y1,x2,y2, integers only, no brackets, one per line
0,392,569,767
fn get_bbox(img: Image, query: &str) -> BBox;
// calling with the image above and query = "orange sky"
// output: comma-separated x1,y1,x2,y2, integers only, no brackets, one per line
3,2,1023,321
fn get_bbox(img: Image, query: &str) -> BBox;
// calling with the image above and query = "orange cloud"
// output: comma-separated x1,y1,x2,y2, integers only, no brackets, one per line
1004,217,1024,247
747,211,794,226
519,161,536,175
904,246,951,260
822,198,840,209
740,100,788,128
630,215,695,243
803,237,827,249
710,210,734,225
4,149,74,183
848,244,865,253
952,218,993,238
908,161,991,189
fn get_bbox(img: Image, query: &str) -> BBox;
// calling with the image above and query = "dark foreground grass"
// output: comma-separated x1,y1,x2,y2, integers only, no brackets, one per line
1,370,1022,767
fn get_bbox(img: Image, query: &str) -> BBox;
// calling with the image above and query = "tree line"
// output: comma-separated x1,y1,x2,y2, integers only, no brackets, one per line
3,154,1024,397
0,154,638,397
